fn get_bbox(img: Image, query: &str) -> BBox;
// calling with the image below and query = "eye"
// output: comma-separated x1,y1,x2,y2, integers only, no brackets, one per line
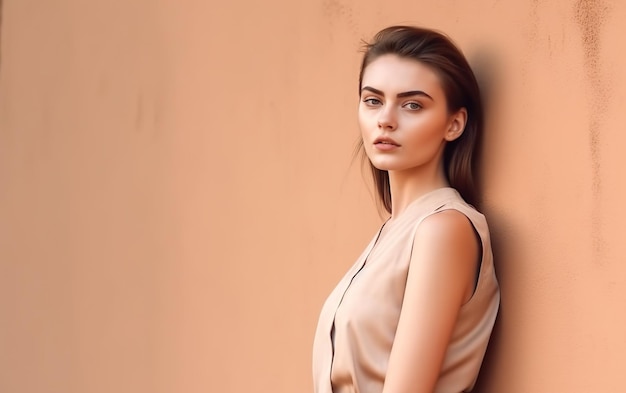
363,98,382,106
404,102,422,110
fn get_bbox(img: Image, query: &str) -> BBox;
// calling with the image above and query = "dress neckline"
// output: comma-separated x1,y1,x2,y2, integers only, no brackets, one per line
387,187,458,224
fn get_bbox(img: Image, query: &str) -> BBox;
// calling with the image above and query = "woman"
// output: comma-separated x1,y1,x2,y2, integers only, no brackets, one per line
312,26,500,393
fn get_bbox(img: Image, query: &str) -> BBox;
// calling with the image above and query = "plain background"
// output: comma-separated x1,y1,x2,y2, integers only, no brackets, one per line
2,0,626,392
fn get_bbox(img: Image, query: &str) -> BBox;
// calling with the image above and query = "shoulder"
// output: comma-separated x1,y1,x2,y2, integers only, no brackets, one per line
409,209,479,304
415,209,477,247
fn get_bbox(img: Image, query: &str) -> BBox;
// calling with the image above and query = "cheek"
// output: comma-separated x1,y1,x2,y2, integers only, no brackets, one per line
404,115,449,143
358,110,375,139
358,115,375,156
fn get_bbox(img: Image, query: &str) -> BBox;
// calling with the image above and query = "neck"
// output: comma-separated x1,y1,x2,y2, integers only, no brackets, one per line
388,160,449,220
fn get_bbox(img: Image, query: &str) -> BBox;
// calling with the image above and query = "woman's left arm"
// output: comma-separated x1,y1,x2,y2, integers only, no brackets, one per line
382,210,479,393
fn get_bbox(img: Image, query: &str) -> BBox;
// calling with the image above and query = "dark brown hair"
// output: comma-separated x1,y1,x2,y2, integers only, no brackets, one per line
358,26,483,212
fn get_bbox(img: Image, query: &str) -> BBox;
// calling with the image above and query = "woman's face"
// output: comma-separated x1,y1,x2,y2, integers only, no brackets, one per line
359,54,464,175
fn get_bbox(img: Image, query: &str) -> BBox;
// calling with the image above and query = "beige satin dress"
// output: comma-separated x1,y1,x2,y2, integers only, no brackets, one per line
312,188,500,393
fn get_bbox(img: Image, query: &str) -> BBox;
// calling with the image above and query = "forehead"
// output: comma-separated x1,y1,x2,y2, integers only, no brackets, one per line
361,54,444,96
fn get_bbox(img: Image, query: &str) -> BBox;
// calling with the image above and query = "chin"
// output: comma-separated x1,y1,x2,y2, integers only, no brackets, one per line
368,160,400,171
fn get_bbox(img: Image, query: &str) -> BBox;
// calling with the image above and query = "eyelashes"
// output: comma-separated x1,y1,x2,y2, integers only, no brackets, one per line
361,97,422,110
404,102,422,110
363,98,382,106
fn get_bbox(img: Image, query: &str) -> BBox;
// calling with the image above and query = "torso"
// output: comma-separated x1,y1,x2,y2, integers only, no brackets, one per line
312,187,500,393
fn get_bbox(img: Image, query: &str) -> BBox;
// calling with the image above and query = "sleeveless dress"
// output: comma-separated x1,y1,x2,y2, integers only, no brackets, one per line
312,187,500,393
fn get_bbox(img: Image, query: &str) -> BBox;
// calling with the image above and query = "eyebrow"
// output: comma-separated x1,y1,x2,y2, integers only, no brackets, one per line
361,86,433,100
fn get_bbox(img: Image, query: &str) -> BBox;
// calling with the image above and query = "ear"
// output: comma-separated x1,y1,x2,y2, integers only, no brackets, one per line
445,108,468,142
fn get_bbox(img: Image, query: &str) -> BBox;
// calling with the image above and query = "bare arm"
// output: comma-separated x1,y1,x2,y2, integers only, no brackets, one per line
382,210,479,393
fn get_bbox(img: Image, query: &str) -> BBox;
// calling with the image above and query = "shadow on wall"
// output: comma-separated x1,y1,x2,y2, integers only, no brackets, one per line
469,45,508,392
470,43,500,208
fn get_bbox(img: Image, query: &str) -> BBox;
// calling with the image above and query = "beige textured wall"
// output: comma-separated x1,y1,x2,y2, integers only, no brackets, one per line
1,1,625,392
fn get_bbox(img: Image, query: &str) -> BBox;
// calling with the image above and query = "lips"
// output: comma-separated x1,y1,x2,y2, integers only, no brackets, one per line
373,136,400,146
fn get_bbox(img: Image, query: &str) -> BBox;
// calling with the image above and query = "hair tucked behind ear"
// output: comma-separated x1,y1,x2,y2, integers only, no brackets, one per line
358,26,483,213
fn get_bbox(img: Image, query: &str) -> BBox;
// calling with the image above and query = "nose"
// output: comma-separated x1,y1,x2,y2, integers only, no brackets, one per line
377,107,397,131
